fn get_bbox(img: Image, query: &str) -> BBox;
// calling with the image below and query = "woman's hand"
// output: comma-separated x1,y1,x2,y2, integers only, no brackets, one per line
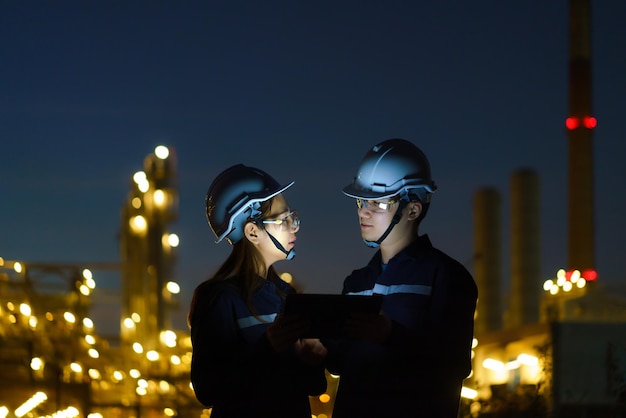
295,338,328,366
266,313,310,352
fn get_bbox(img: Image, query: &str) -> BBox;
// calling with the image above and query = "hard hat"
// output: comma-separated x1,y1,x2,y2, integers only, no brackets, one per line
342,138,437,202
206,164,294,244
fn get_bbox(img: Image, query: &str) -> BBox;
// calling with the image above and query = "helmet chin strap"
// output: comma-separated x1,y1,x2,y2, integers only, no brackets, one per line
266,231,296,260
363,200,408,249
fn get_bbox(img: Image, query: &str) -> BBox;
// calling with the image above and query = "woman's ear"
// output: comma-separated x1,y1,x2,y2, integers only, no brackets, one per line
244,222,262,244
407,201,422,221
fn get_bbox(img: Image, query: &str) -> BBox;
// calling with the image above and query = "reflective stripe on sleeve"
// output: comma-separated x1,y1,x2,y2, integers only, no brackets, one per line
347,283,432,297
237,313,277,329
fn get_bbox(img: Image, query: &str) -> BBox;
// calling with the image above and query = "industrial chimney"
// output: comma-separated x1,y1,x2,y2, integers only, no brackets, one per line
473,188,502,335
567,0,595,272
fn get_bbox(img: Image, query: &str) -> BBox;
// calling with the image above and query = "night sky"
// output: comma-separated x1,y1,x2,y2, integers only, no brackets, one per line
1,1,625,330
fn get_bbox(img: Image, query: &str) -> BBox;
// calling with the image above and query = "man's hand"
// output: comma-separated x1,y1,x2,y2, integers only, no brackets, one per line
344,311,392,343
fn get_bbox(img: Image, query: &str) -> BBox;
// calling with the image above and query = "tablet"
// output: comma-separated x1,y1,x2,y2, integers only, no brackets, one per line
284,293,383,339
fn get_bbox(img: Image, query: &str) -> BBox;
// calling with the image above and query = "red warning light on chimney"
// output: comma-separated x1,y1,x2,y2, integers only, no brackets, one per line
565,116,597,130
582,116,597,129
581,269,597,281
565,117,579,130
564,269,597,282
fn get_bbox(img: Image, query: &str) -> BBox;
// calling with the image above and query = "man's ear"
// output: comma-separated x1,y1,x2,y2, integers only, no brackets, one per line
407,201,422,221
244,222,262,244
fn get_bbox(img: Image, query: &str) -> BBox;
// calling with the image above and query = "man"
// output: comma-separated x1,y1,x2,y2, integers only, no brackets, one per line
325,138,478,417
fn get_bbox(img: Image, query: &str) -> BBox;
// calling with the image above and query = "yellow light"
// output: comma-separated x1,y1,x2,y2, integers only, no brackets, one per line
170,355,181,365
88,348,100,359
319,393,331,403
88,414,104,418
14,262,23,274
550,284,559,295
70,362,82,373
280,272,293,283
56,406,79,417
64,312,76,323
30,357,43,371
88,369,101,380
84,334,96,344
112,371,124,381
517,353,538,366
82,268,93,281
159,380,171,393
79,284,90,296
123,317,135,329
155,145,170,159
164,407,176,417
0,406,8,418
133,343,144,354
85,276,96,289
136,387,147,396
133,171,147,184
543,279,553,291
165,281,180,294
562,281,573,292
138,378,149,389
138,179,149,193
505,360,520,370
147,350,160,361
83,318,94,329
482,358,504,371
14,392,47,417
19,303,31,316
160,330,177,348
167,233,180,247
130,215,148,234
28,316,37,328
131,197,142,209
130,369,141,378
471,338,478,348
461,386,478,399
154,189,166,207
132,313,141,323
577,278,587,288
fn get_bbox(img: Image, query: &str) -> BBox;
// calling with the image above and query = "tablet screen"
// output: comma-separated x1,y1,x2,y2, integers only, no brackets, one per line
284,293,383,338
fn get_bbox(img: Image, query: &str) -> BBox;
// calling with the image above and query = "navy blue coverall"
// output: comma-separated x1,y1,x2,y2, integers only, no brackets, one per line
325,234,478,418
190,273,327,418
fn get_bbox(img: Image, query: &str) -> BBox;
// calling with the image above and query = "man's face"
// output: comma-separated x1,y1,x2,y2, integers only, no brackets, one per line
356,198,398,242
355,198,422,245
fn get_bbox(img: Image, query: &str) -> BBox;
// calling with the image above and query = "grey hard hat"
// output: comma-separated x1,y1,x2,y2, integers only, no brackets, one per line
206,164,294,244
343,138,437,202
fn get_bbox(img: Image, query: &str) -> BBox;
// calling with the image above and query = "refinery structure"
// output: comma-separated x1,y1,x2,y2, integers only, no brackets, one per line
467,0,626,416
1,1,625,417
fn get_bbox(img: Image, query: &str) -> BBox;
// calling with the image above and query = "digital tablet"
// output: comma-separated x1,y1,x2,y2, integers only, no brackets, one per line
284,293,383,339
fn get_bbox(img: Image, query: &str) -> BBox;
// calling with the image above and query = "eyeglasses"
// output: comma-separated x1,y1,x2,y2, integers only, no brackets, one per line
262,210,300,232
355,198,397,213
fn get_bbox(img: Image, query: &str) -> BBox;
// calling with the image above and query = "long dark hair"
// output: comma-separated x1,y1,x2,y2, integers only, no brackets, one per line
187,197,280,327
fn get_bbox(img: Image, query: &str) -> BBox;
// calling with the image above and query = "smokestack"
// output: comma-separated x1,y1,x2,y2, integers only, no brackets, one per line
508,169,541,327
567,0,595,271
473,188,502,334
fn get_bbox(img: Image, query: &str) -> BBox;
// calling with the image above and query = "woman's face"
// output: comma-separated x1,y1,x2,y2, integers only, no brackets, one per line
256,194,300,266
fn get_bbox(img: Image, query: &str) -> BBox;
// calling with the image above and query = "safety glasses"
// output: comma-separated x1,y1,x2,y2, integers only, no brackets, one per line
261,210,300,232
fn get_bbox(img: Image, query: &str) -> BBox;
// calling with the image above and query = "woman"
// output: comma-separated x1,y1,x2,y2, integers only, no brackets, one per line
188,164,327,418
